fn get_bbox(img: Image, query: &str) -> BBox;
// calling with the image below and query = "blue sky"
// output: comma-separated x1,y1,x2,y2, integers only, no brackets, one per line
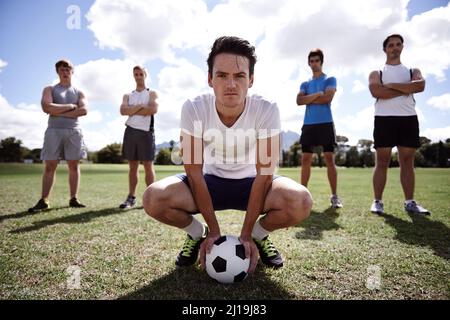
1,0,449,151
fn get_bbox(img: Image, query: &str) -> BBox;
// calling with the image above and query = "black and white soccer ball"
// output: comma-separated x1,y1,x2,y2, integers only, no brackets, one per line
205,235,250,284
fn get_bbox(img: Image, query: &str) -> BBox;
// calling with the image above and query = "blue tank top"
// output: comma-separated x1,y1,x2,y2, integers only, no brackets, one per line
47,84,80,129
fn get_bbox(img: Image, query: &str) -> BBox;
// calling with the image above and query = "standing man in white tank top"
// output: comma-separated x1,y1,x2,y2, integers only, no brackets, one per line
368,34,429,215
28,59,88,212
119,66,158,209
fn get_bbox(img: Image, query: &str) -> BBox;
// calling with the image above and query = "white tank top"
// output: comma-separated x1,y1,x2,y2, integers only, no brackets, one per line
125,89,152,131
374,64,416,116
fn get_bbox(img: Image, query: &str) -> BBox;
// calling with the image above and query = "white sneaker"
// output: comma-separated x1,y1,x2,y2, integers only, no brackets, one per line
330,195,343,208
405,201,430,216
370,200,384,215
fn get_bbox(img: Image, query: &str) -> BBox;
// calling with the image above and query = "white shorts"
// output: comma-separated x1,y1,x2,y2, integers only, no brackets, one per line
40,128,87,161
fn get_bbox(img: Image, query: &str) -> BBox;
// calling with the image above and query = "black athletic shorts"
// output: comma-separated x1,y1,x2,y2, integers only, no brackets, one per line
176,173,281,213
300,122,336,153
122,126,155,161
373,116,420,149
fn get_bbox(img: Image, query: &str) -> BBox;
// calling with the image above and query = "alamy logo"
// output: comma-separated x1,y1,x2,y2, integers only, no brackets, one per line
66,5,81,30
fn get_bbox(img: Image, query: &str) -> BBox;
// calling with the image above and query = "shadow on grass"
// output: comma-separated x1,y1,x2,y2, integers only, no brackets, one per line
294,207,341,240
0,206,72,222
118,266,296,300
8,206,143,234
380,212,450,261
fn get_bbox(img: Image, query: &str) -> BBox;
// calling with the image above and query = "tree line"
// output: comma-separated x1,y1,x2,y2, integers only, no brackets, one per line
1,136,449,168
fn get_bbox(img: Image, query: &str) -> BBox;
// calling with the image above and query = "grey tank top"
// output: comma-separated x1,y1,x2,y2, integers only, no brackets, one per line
47,84,80,129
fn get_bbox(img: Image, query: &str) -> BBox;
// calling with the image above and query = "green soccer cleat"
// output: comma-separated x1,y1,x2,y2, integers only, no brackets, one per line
254,235,284,269
28,198,50,213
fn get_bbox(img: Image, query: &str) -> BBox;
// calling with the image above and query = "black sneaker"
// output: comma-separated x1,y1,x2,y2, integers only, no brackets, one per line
28,198,50,213
175,226,208,267
253,235,284,268
119,195,136,209
69,197,86,208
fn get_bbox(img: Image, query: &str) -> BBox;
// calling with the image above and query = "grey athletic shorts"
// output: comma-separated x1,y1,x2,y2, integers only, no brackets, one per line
40,128,87,161
122,126,155,161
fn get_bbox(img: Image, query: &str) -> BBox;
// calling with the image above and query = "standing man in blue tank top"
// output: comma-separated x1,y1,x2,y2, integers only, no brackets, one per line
368,34,429,215
28,60,88,212
296,49,343,209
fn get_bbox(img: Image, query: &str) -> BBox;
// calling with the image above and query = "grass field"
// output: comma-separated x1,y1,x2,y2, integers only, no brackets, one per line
0,163,449,300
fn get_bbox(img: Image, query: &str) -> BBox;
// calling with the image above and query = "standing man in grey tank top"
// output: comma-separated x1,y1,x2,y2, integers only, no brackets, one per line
368,34,429,216
29,59,88,212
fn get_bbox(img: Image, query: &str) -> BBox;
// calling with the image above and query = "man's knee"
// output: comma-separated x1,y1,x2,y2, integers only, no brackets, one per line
143,183,165,218
283,187,313,225
44,161,58,173
376,156,391,169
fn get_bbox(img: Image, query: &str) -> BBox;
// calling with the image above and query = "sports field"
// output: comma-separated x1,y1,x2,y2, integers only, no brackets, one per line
0,164,449,299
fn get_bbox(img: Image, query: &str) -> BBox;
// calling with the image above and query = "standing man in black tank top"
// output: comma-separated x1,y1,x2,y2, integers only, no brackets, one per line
368,34,429,215
119,66,158,209
29,59,88,212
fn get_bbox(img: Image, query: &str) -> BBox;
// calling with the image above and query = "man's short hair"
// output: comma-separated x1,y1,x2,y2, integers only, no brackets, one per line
207,36,257,77
308,49,324,65
133,65,147,77
55,59,73,72
383,34,404,51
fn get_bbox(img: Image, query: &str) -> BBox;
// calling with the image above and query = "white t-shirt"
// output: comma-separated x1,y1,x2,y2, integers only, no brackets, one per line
180,94,281,179
125,89,152,131
375,64,416,116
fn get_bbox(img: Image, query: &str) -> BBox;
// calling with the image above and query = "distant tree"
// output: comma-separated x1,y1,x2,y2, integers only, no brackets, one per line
335,135,349,166
345,146,360,167
336,135,349,144
25,148,42,162
289,141,301,167
437,141,450,167
357,139,374,167
97,143,123,163
0,137,24,162
281,150,290,167
155,148,172,165
419,136,431,146
87,151,98,163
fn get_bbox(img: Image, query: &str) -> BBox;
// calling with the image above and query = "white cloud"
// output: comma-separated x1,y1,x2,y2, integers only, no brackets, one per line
86,0,208,63
351,80,366,93
421,126,450,142
0,59,7,72
72,58,137,105
427,93,450,111
0,94,47,149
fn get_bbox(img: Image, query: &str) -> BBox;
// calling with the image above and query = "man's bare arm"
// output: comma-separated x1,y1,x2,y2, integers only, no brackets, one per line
296,91,323,106
241,134,279,239
134,90,159,116
312,88,336,104
120,94,145,116
58,90,88,118
384,68,425,94
41,86,76,115
368,71,405,99
181,131,220,236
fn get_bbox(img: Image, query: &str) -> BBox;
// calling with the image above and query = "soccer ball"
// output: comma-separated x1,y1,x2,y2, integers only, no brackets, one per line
205,235,250,284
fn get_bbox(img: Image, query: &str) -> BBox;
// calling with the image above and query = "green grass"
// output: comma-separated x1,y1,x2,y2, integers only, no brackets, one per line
0,163,449,299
